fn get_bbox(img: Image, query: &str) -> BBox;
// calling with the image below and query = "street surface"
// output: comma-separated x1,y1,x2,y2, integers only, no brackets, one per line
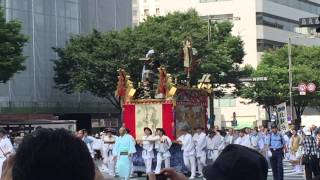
97,160,305,180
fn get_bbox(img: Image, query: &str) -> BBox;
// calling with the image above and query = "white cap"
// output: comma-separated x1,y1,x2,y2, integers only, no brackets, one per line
303,127,311,136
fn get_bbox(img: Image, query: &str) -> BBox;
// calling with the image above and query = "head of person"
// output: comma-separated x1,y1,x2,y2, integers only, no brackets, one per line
0,128,7,138
239,129,246,137
82,129,88,137
228,128,234,135
144,127,152,136
156,128,165,136
180,126,189,135
203,144,268,180
119,127,126,136
271,125,278,133
77,129,84,139
208,129,216,138
245,128,250,134
195,127,203,134
214,125,220,131
292,129,297,136
104,128,114,137
12,128,95,180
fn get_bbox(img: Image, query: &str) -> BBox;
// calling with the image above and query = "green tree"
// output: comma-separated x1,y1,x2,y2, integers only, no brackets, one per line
240,46,320,125
53,10,246,110
0,9,28,83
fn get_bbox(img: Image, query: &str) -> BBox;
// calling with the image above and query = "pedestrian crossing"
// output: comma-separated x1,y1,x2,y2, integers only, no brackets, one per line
267,160,304,180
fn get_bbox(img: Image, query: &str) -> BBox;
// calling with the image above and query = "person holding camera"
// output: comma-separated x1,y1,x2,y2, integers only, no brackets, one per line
302,127,320,180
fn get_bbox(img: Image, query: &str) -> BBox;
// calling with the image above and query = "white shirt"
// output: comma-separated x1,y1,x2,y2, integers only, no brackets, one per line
193,132,207,157
102,135,117,158
206,134,225,151
92,138,104,150
141,135,156,159
224,134,234,146
0,137,14,158
178,133,195,156
234,135,252,148
155,135,172,153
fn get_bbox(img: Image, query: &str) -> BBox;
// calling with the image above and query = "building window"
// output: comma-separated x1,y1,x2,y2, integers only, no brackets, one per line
200,0,232,3
144,9,149,16
257,39,285,52
256,12,299,32
267,0,320,14
214,96,236,107
156,8,160,15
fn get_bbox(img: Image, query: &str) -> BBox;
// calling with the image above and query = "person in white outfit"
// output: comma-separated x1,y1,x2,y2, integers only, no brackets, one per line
234,129,252,148
224,128,235,146
176,126,196,179
0,128,14,177
140,127,156,174
154,128,172,174
101,128,117,176
192,127,207,177
206,129,225,165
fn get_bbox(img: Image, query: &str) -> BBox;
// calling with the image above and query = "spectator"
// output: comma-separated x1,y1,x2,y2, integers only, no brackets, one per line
289,129,302,173
11,129,96,180
203,144,268,180
0,128,14,177
302,127,320,180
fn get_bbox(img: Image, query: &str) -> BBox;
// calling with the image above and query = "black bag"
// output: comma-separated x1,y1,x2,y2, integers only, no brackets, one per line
301,154,310,165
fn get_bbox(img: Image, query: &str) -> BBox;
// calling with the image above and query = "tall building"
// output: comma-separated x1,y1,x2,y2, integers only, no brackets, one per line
0,0,132,130
133,0,320,128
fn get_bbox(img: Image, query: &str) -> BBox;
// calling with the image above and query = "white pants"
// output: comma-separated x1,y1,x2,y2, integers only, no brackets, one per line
155,153,170,173
196,155,206,175
183,155,196,177
103,155,115,176
144,158,153,174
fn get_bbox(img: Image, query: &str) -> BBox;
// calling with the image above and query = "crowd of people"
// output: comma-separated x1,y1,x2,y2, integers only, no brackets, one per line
0,124,319,180
76,124,320,180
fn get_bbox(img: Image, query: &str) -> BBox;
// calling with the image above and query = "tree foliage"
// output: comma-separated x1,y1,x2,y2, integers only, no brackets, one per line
240,45,320,124
53,10,246,109
0,9,28,83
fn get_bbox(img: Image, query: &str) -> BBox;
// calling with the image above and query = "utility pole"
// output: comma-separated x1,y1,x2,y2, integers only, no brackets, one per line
288,37,294,126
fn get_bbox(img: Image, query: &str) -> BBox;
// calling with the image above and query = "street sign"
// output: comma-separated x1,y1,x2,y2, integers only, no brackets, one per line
276,103,289,132
307,83,316,92
300,91,306,95
239,77,268,82
298,83,307,92
299,17,320,27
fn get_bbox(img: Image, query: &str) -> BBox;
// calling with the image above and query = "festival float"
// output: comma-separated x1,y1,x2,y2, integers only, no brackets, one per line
115,38,208,174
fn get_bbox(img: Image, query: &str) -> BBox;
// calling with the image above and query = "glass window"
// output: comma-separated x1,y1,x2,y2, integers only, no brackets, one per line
65,1,78,18
267,0,320,14
156,8,160,15
144,9,149,16
214,97,236,107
